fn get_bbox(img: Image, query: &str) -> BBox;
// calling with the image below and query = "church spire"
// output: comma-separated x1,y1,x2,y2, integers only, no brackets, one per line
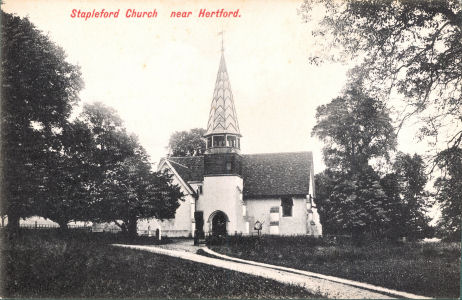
204,37,241,154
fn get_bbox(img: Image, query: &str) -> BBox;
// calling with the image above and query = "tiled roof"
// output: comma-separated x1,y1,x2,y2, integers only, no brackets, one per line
204,52,241,137
164,151,312,198
167,156,204,182
242,152,312,198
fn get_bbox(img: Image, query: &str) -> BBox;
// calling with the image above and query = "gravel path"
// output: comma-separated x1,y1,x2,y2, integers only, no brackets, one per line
114,242,416,299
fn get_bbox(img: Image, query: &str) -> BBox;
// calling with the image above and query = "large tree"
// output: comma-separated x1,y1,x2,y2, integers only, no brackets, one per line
300,0,461,152
1,12,83,230
312,87,397,172
167,128,206,157
312,89,397,238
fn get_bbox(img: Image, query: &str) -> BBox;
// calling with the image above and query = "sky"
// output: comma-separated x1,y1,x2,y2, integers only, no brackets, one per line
3,0,431,174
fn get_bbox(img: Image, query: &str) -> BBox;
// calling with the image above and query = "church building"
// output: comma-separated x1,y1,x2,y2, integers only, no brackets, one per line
143,47,322,238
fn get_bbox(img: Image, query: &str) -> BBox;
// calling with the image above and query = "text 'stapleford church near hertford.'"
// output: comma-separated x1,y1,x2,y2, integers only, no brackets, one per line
151,48,322,237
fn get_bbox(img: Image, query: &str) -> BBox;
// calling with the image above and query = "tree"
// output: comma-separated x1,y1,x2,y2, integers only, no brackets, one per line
76,102,143,220
1,11,83,231
79,103,183,238
300,0,461,153
314,169,342,234
312,87,397,172
78,102,137,185
381,152,431,239
434,147,462,241
96,155,183,238
312,87,398,239
39,121,94,230
315,167,391,239
167,128,206,157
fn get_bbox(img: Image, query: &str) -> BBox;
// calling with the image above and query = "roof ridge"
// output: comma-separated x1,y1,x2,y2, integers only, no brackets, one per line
166,158,191,169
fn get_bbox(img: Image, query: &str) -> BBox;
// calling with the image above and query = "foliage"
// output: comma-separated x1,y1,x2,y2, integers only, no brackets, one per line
212,236,461,298
300,0,462,152
1,11,83,229
78,103,183,237
315,170,342,234
39,121,94,229
78,102,136,176
316,153,432,239
316,168,391,237
380,152,431,239
312,88,398,237
434,147,462,241
312,88,396,172
167,128,206,157
96,157,184,237
2,232,315,298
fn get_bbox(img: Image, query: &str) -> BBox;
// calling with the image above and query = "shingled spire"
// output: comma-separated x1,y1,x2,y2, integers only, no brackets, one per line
205,52,241,137
204,40,242,155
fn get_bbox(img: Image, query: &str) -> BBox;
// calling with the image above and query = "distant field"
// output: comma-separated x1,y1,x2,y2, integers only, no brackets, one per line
210,235,461,298
1,231,316,298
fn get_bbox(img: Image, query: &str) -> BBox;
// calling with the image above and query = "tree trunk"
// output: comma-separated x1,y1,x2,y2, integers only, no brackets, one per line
127,216,138,240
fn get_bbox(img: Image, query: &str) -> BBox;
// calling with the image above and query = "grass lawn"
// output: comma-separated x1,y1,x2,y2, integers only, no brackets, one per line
210,236,461,298
0,231,316,298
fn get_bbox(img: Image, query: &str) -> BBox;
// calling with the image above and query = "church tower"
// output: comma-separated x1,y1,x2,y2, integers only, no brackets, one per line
203,43,242,176
197,41,247,236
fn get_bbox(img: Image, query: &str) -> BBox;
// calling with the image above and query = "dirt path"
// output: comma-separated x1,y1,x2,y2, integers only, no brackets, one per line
113,242,429,299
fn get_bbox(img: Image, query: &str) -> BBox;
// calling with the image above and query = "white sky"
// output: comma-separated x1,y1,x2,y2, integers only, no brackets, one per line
3,0,430,174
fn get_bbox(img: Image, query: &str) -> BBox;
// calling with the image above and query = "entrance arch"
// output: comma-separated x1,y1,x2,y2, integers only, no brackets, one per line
208,210,229,237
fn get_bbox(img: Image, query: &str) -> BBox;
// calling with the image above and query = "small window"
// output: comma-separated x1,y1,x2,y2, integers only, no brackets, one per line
281,196,293,217
207,137,212,148
226,162,232,171
198,186,203,194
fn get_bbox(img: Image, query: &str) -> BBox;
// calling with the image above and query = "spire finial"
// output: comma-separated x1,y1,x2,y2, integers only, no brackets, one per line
218,28,224,53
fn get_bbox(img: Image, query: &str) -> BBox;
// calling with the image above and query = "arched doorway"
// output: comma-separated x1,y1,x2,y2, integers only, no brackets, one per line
209,210,228,237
